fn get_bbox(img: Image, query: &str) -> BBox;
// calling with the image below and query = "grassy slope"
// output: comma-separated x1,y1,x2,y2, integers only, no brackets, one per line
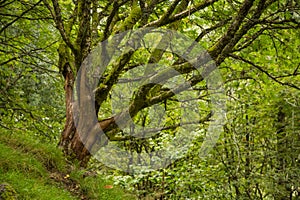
0,129,136,200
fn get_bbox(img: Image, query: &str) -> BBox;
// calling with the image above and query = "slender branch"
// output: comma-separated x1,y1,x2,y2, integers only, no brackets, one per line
109,111,212,141
0,0,42,34
234,27,267,52
181,17,232,60
293,63,300,75
103,1,120,40
215,0,270,64
0,0,17,8
196,17,233,42
156,0,182,24
229,53,300,90
0,40,58,66
0,13,51,20
259,18,300,25
0,56,22,66
146,0,218,27
43,0,77,54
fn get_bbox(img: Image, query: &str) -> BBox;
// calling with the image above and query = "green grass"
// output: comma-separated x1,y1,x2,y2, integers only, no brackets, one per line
70,171,136,200
0,129,136,200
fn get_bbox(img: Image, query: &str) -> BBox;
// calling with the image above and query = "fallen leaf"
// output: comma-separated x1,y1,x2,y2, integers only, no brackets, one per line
103,185,113,189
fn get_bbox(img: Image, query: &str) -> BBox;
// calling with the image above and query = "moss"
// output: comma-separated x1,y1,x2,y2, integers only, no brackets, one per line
0,183,17,200
117,3,141,32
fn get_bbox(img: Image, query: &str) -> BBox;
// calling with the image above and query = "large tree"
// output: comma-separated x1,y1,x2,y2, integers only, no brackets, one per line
39,0,300,167
1,0,300,198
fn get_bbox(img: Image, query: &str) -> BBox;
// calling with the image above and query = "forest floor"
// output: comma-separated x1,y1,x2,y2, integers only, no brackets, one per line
0,129,136,200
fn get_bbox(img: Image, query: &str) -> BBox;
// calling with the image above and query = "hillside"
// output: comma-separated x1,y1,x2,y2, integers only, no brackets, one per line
0,129,136,200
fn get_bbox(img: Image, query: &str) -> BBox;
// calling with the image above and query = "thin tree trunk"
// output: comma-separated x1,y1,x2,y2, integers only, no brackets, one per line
275,106,289,200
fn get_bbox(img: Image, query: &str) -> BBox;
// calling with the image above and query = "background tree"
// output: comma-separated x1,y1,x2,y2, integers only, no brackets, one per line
0,0,64,139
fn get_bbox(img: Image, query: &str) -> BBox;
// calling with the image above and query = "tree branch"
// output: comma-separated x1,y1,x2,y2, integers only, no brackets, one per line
214,0,270,65
42,0,77,55
103,1,120,40
0,13,51,20
229,53,300,90
0,0,42,34
109,111,212,141
146,0,218,27
208,0,255,59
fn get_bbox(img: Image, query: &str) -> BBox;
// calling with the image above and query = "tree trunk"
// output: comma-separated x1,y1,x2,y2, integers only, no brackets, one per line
275,106,289,200
57,60,91,166
57,61,117,166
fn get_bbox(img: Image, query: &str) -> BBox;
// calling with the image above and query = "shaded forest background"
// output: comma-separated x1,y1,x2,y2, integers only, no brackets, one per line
1,0,300,199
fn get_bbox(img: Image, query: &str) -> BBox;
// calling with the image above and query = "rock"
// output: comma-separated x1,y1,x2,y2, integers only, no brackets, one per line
0,183,17,200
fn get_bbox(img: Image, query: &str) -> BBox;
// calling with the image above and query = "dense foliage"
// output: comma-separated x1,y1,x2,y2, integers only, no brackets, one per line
1,0,300,199
0,0,64,139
